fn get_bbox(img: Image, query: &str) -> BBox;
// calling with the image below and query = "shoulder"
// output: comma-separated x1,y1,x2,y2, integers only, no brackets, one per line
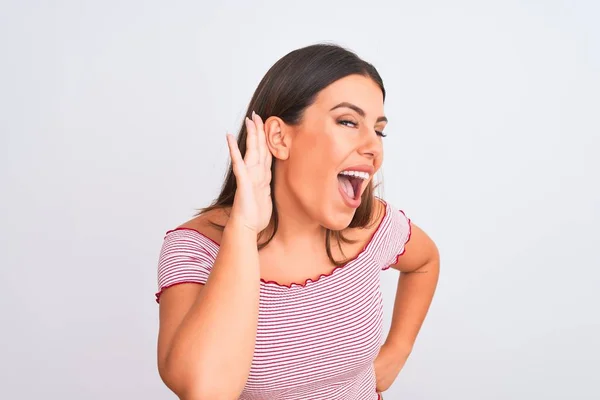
378,201,440,273
174,206,232,246
374,197,409,231
158,206,229,262
156,207,230,302
368,197,413,269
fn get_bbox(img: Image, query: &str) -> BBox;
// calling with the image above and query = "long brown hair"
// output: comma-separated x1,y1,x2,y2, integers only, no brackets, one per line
198,43,386,266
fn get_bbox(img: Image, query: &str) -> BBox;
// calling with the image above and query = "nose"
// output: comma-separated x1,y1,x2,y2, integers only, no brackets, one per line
357,129,383,159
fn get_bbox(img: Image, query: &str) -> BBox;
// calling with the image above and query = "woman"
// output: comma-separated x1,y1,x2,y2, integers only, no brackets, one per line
155,44,440,399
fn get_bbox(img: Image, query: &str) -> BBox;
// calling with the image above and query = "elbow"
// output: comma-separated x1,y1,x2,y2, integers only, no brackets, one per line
176,386,219,400
177,382,238,400
158,356,200,399
158,358,236,400
158,369,206,400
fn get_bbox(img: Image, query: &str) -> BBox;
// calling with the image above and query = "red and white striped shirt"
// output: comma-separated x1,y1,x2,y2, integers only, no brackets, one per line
156,198,412,399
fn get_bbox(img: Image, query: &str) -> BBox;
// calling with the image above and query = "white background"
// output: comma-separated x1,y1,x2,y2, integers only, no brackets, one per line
1,0,598,399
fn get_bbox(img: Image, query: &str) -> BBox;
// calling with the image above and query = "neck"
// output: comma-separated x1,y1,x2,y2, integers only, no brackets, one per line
264,183,327,253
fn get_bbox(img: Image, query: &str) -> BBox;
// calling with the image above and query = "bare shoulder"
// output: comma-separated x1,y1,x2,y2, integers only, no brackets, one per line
177,206,232,245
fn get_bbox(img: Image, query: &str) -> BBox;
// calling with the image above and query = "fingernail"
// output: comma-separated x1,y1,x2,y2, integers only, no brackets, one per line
252,110,256,119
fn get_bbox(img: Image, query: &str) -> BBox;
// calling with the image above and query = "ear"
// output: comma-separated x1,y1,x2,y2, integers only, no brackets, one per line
264,116,291,161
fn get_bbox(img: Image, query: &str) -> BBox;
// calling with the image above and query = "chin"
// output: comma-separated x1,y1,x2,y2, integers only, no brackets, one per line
320,208,355,231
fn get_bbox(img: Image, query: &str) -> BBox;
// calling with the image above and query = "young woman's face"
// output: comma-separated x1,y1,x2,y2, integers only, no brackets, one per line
278,74,387,230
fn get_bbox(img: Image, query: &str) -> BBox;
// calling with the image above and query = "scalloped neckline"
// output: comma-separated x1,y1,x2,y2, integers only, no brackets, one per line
166,199,390,289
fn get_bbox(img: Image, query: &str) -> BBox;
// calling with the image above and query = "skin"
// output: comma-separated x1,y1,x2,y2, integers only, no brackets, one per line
159,74,440,396
264,74,387,244
251,74,389,283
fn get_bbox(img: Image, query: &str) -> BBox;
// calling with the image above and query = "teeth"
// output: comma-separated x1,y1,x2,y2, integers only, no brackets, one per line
339,170,370,180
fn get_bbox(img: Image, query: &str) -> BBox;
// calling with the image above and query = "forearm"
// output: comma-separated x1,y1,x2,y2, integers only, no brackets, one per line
385,258,440,354
167,222,261,398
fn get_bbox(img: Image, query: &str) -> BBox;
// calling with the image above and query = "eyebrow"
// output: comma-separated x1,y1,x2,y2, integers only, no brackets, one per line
330,102,388,123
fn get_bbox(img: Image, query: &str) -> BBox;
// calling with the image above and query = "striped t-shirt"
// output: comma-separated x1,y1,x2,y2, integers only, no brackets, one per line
156,198,412,399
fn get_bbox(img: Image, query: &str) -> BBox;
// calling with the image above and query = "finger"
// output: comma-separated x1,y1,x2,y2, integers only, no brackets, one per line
252,111,267,163
244,116,259,166
226,133,247,179
253,112,273,171
265,147,273,170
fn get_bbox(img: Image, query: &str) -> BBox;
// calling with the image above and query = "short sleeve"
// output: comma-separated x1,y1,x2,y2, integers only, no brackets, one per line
381,208,412,271
155,228,218,303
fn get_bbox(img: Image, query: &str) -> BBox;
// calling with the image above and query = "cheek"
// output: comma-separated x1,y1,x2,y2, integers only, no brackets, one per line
287,135,344,194
375,149,384,169
294,128,346,163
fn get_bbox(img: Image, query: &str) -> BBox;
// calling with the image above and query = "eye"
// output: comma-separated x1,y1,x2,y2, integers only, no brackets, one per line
339,119,387,138
338,119,357,128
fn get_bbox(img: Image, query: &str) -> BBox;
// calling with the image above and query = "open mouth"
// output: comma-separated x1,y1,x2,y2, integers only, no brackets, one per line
337,172,367,200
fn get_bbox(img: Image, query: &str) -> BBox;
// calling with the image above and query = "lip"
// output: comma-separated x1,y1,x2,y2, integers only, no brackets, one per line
339,164,375,175
337,164,374,208
338,164,374,201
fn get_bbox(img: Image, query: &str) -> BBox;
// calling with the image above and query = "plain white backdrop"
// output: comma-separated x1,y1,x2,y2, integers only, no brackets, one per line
1,0,598,399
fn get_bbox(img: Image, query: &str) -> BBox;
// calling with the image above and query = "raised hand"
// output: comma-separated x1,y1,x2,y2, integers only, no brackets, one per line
225,112,273,234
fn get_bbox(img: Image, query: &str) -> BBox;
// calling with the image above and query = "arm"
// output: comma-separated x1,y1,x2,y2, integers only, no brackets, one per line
385,222,440,355
157,222,260,399
157,112,271,399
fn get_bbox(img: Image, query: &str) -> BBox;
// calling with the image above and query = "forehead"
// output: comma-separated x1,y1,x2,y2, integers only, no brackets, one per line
313,74,384,114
